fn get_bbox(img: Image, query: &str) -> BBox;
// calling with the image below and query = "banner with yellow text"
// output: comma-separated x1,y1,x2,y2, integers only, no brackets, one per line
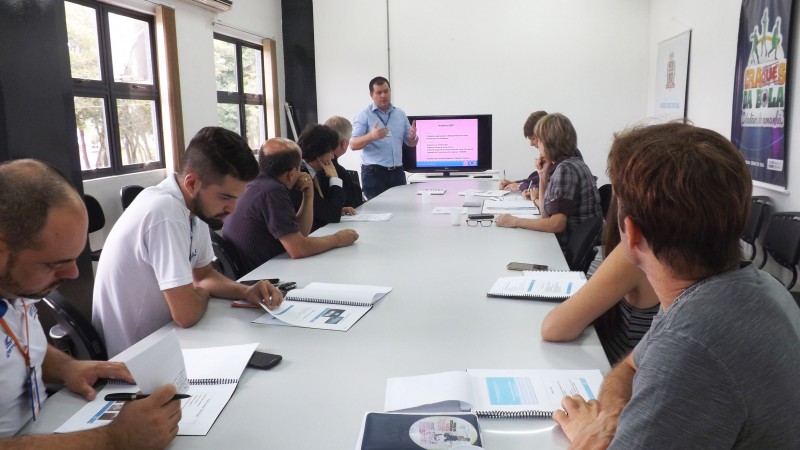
732,0,793,188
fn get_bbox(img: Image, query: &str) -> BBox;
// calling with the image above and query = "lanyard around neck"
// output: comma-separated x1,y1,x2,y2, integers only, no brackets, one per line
374,109,392,127
0,301,31,368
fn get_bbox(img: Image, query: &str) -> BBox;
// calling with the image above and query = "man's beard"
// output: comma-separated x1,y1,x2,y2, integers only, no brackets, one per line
190,196,226,230
0,252,62,299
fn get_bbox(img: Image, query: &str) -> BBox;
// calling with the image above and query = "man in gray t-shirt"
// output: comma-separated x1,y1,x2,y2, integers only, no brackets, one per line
553,123,800,449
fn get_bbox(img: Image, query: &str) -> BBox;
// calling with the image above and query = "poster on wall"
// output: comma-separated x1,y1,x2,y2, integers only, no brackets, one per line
653,30,691,122
731,0,794,189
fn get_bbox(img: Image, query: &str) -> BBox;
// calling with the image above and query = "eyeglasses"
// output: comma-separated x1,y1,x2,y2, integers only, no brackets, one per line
466,219,494,227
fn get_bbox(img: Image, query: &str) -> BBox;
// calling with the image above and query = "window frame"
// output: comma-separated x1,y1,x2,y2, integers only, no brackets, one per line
68,0,165,179
214,33,267,150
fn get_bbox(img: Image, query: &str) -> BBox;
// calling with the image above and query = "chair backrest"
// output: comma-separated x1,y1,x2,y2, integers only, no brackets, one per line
760,211,800,289
346,169,365,205
598,184,612,218
741,196,770,261
83,194,105,234
40,289,107,361
210,230,243,280
120,185,145,210
565,216,604,273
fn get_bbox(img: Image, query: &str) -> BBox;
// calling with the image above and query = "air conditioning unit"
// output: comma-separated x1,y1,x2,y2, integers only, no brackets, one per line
178,0,233,13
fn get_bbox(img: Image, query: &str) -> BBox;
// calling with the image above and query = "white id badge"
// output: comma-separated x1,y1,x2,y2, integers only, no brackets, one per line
27,366,42,421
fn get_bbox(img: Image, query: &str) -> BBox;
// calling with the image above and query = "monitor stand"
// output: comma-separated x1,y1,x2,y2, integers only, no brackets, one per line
425,172,469,178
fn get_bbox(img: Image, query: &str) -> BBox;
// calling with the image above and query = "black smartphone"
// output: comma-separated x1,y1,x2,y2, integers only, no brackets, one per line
247,351,282,370
507,262,549,271
467,213,494,220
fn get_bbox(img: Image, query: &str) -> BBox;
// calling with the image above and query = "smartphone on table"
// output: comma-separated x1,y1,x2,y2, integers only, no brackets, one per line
247,351,282,370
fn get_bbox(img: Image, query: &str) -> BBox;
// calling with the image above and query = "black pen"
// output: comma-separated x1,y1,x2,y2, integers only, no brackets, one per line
104,393,191,402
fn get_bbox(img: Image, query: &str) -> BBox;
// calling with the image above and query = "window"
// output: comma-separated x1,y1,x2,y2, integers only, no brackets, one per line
65,0,164,178
214,34,267,152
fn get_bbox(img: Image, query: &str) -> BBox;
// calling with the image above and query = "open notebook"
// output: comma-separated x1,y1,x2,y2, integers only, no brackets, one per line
487,271,587,301
384,369,603,418
254,282,392,331
56,331,257,436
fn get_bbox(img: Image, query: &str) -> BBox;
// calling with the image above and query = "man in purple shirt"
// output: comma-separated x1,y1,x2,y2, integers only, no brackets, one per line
223,138,359,274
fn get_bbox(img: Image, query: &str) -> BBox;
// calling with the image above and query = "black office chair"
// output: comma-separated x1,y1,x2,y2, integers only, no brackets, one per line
120,184,145,210
347,169,366,205
741,196,770,262
40,289,107,361
210,230,244,280
84,195,105,262
565,216,604,274
759,211,800,289
598,184,612,219
791,291,800,309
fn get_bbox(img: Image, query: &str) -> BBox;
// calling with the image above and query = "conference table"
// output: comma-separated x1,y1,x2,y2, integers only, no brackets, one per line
24,179,610,449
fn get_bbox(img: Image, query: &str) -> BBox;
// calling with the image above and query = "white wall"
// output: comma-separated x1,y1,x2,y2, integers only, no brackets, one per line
648,0,800,283
314,0,652,187
649,0,800,212
84,0,283,247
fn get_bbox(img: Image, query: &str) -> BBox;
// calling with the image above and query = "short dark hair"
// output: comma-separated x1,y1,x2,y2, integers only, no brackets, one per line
296,124,339,161
181,127,258,185
608,123,751,279
259,138,302,178
369,76,390,93
534,113,577,161
523,111,548,138
0,159,79,252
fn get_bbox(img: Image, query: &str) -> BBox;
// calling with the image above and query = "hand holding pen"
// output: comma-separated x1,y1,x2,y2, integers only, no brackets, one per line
105,384,182,449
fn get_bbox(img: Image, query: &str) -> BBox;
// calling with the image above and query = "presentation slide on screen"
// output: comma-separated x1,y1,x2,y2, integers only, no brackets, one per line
415,119,479,167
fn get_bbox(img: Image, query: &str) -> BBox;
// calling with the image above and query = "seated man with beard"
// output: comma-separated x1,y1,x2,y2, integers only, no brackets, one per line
93,127,283,357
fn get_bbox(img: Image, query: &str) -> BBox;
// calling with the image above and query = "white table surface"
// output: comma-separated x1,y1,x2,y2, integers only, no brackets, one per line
24,180,609,449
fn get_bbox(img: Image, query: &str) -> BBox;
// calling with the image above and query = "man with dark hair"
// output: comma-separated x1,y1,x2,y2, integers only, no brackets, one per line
291,124,356,232
325,116,364,208
350,76,418,199
93,127,283,357
554,123,800,448
223,138,359,274
0,159,180,448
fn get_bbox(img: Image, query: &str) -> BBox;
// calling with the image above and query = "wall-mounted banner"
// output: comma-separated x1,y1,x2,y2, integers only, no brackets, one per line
732,0,794,188
654,30,691,122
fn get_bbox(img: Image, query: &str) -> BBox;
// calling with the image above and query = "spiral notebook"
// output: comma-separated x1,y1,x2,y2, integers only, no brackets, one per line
384,369,603,418
56,336,257,436
487,271,587,301
253,282,392,331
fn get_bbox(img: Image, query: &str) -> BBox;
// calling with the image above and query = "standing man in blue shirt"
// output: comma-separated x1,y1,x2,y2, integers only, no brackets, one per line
350,76,418,199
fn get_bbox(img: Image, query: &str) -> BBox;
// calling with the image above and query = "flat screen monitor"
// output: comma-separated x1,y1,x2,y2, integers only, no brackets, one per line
402,114,492,176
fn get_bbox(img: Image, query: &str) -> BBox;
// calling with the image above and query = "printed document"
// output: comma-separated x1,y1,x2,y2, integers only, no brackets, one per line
56,334,257,436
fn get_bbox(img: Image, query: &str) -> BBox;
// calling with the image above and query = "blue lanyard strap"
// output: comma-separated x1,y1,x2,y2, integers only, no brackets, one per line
374,109,392,127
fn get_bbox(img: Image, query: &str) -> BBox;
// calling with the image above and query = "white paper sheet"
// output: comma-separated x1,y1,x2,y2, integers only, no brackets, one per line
339,213,393,222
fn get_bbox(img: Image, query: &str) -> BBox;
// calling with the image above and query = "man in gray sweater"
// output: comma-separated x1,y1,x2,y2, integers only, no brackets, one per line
554,123,800,449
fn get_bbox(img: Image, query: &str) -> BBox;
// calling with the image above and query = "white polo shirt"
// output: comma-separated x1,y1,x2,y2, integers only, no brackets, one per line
0,298,47,437
92,174,214,357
